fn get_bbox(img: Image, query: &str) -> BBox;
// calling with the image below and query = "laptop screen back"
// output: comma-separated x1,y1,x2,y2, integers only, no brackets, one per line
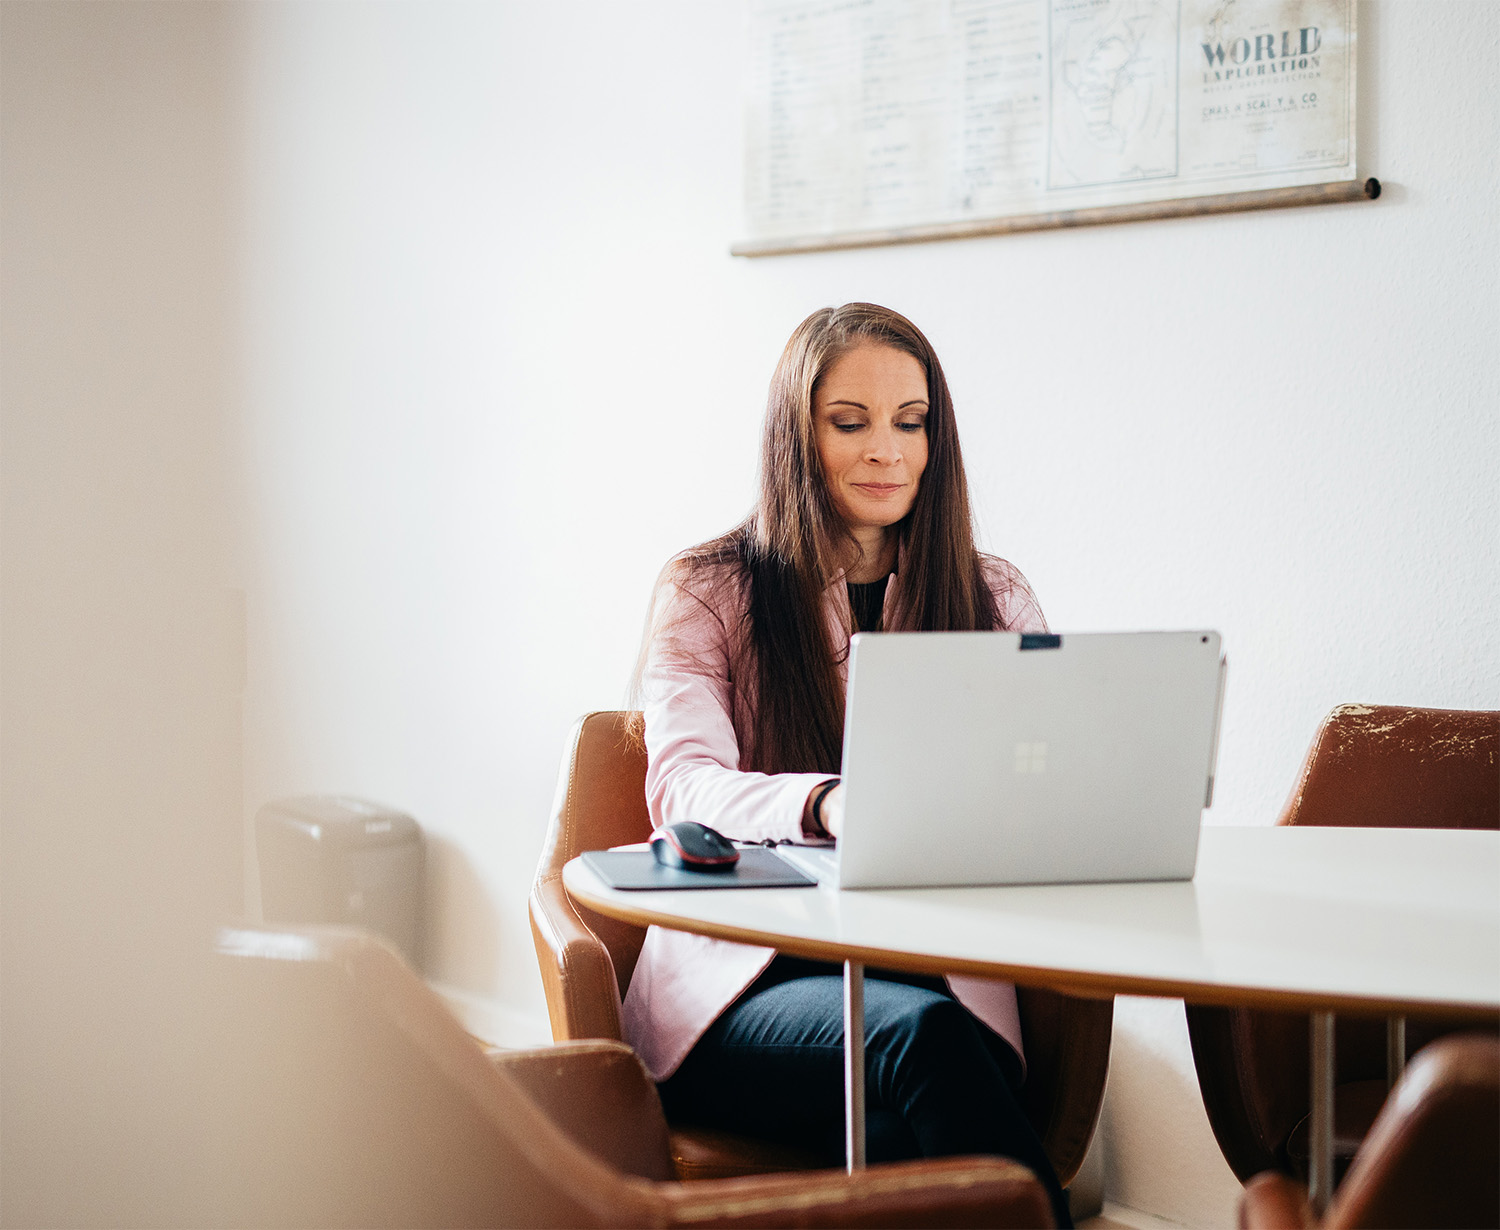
836,630,1226,889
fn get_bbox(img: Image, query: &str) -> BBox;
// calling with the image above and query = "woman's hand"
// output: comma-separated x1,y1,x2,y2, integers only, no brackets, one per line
803,781,844,841
819,784,844,840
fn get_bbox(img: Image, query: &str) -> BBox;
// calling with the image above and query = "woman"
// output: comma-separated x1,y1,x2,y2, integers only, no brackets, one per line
624,303,1069,1226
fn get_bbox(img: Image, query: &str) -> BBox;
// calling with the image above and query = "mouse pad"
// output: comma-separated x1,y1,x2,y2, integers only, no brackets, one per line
580,848,816,891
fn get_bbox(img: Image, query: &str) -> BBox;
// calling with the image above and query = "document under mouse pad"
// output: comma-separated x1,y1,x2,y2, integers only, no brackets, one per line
581,848,816,890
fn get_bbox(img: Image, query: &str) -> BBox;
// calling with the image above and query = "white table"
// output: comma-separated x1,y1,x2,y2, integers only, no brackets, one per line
564,826,1500,1210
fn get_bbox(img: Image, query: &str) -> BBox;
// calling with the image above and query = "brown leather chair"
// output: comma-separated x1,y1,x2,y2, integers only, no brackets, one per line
212,923,1057,1228
1186,705,1500,1188
531,710,1114,1186
1239,1034,1500,1230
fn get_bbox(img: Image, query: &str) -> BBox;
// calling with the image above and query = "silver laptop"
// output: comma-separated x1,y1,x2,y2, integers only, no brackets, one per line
783,630,1226,889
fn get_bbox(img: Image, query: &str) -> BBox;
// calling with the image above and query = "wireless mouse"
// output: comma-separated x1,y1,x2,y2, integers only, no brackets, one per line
651,821,740,871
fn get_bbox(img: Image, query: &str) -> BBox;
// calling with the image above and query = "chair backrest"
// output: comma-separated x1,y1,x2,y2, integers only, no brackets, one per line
217,924,1060,1229
1277,704,1499,830
530,710,1113,1188
1188,704,1500,1184
1327,1033,1500,1229
1239,1034,1500,1229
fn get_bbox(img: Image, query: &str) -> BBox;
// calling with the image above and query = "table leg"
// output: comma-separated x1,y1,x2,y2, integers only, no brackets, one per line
1387,1016,1406,1089
844,959,866,1173
1309,1011,1335,1214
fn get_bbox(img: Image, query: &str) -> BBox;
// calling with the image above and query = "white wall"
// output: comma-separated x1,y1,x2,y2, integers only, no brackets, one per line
234,2,1498,1224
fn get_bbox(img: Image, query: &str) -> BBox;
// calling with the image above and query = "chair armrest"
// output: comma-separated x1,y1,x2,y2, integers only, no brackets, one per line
529,878,625,1042
658,1157,1054,1229
1017,989,1114,1188
1239,1173,1317,1230
489,1041,675,1183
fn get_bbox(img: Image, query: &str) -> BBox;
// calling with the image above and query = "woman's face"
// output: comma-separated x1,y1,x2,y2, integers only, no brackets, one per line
813,343,930,538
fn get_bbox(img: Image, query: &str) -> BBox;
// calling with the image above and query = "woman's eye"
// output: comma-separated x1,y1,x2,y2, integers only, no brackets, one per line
833,422,863,433
897,420,926,433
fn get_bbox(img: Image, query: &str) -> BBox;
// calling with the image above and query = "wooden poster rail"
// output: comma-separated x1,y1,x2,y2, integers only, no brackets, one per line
731,177,1380,258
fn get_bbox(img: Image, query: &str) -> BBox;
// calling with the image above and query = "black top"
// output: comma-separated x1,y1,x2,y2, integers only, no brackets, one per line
847,576,890,633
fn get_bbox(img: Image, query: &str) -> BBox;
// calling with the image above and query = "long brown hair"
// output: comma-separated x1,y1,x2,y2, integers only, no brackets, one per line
641,303,1004,774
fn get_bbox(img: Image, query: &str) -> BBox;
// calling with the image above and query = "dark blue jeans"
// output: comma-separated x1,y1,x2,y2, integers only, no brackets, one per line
658,956,1072,1228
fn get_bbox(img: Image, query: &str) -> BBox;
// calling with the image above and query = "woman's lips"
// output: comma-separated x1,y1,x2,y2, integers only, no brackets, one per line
852,482,904,497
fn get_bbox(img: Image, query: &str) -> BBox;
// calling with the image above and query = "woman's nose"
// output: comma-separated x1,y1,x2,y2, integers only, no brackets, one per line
866,427,901,464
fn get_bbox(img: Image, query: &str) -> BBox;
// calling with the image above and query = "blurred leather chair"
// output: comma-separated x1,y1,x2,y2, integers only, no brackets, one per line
1186,704,1500,1188
1239,1034,1500,1230
213,923,1056,1228
531,710,1114,1186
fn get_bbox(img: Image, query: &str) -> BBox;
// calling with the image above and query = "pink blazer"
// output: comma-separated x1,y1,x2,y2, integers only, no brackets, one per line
621,552,1048,1082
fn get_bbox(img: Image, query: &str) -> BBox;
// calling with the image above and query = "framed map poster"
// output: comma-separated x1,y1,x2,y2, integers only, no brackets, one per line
736,0,1368,255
